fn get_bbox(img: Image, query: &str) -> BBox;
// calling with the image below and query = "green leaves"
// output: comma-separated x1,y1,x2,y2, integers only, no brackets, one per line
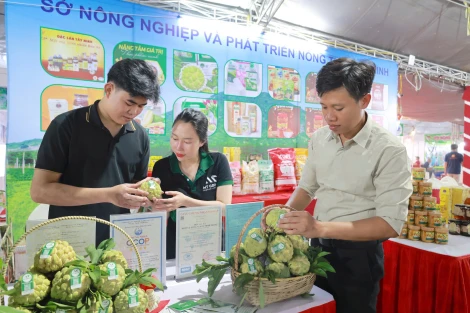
97,238,116,251
306,246,335,278
207,268,226,297
37,300,76,311
300,293,315,298
233,273,254,294
191,259,230,297
122,268,164,291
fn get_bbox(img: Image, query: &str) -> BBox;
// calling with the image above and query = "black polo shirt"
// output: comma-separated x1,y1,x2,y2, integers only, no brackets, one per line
36,100,150,245
152,151,233,259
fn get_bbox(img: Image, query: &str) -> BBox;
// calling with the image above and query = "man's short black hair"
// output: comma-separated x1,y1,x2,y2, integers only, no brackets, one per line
451,144,458,150
107,59,160,103
316,57,376,102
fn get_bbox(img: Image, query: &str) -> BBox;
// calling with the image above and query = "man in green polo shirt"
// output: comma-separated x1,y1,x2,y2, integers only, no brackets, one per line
31,59,160,245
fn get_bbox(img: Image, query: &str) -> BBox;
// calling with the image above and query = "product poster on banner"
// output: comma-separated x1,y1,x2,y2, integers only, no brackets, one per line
110,212,166,284
5,0,399,241
305,108,325,137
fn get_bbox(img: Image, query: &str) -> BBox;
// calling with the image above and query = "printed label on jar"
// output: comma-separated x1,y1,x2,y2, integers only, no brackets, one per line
413,201,423,209
408,213,415,223
425,231,434,241
401,228,408,237
423,187,432,195
413,185,418,193
432,218,442,227
436,233,448,243
419,216,428,225
409,230,420,240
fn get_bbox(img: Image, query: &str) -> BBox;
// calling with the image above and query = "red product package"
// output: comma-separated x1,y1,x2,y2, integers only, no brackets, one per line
268,148,297,192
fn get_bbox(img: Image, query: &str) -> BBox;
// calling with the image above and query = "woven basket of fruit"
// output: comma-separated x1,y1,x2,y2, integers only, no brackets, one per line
193,204,335,308
0,216,164,313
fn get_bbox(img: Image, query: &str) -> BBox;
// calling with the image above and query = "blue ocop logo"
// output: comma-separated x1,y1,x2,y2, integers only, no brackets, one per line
127,228,150,246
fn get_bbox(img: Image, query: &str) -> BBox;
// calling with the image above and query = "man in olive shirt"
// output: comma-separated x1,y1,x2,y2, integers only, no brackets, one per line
279,58,412,313
31,59,160,245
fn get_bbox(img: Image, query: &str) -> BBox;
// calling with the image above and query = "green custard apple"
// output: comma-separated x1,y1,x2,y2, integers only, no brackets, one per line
265,208,288,233
288,255,310,276
33,240,77,274
8,306,35,313
93,262,125,296
267,235,294,263
266,262,291,278
287,235,309,253
243,228,267,258
138,180,163,201
8,272,50,306
180,65,205,91
87,298,114,313
114,285,149,313
51,267,91,303
229,243,246,262
101,250,128,269
239,258,263,275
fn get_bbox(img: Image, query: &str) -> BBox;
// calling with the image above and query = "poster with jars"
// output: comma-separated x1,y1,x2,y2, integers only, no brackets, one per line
40,85,104,131
267,65,301,102
133,98,166,135
370,83,389,111
224,60,262,97
224,101,262,138
173,50,218,94
305,72,321,103
40,27,105,82
173,97,218,136
305,108,325,137
113,41,166,86
267,106,300,138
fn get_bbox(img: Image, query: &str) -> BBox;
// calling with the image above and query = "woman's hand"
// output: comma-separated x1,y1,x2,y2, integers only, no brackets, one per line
151,191,188,212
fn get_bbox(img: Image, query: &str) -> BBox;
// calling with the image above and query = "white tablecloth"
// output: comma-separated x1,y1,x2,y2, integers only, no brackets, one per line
391,234,470,257
163,262,334,313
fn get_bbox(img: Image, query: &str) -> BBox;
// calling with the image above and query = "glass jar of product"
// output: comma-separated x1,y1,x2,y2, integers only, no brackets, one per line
412,181,418,195
460,221,470,237
407,225,420,241
407,210,415,225
434,227,449,245
399,224,408,239
419,182,432,196
412,168,425,181
423,196,437,211
414,210,428,227
449,219,461,235
410,196,424,211
427,211,442,227
452,204,466,217
420,226,435,243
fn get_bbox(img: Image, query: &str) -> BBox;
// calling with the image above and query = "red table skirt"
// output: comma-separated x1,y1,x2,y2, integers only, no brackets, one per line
377,240,470,313
232,191,316,215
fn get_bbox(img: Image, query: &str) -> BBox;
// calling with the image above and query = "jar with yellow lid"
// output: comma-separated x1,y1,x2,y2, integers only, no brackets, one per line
420,226,435,243
435,227,449,245
407,225,421,241
414,210,428,226
399,224,408,239
407,210,415,224
410,196,424,211
412,168,425,181
428,211,442,227
423,196,437,211
419,182,432,196
412,181,418,195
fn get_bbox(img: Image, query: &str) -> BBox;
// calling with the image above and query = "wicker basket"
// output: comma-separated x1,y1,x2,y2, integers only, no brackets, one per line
0,216,143,306
231,204,316,306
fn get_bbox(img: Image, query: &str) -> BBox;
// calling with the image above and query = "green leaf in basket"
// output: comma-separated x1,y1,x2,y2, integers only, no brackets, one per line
215,256,229,263
300,293,315,298
259,277,265,309
294,248,307,258
317,262,336,273
233,273,255,290
97,238,116,251
316,256,328,264
238,290,248,307
89,269,101,284
207,267,226,297
313,268,327,278
261,269,277,285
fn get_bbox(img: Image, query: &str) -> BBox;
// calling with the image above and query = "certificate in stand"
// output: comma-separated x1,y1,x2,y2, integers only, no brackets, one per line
110,211,166,284
175,206,222,280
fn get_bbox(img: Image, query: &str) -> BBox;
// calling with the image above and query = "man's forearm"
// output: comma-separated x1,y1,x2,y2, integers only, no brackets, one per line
32,182,109,206
318,216,398,241
286,187,313,211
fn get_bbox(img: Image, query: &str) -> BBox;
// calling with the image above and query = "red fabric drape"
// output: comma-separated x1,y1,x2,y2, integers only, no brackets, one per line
377,240,470,313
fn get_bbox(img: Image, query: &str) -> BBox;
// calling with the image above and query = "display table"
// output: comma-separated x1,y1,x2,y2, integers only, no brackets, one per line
377,236,470,313
162,262,336,313
232,192,317,215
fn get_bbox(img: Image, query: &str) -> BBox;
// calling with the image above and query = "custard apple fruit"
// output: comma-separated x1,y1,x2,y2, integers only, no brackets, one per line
287,235,309,252
139,180,163,200
243,228,267,258
8,306,35,313
51,267,91,302
87,298,114,313
266,262,291,278
265,208,288,233
239,258,263,275
114,285,148,313
101,250,128,269
8,272,50,306
288,255,310,276
33,240,76,274
229,243,246,263
93,262,125,296
267,235,294,263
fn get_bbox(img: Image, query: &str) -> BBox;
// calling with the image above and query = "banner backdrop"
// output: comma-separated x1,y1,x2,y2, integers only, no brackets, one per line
5,0,398,240
424,133,464,170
